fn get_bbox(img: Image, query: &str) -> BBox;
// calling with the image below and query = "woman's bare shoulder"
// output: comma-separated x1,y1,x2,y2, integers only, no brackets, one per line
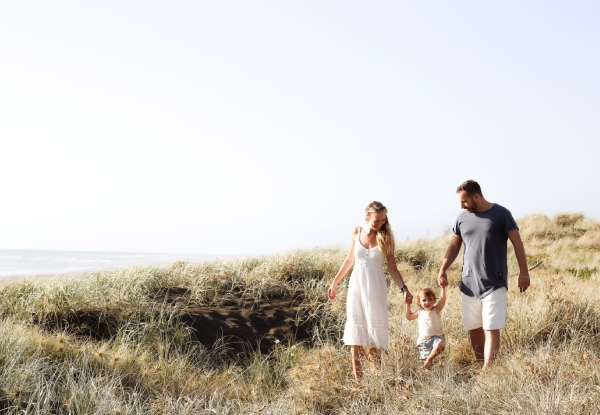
348,226,360,241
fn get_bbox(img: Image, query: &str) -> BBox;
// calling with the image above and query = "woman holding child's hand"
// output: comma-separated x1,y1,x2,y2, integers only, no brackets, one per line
328,201,412,381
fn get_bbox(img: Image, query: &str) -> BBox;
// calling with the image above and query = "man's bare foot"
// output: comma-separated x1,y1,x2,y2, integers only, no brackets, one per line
423,358,433,370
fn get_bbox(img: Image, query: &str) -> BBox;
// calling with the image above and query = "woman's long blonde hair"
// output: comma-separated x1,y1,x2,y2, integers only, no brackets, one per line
365,201,395,256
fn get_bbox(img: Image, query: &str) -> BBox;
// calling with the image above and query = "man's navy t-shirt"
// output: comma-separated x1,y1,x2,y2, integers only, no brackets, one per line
453,204,518,298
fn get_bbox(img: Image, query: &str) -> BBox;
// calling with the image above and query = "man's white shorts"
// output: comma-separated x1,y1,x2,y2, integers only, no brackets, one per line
461,287,507,331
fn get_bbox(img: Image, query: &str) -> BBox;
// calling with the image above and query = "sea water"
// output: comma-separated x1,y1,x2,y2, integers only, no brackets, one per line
0,249,216,280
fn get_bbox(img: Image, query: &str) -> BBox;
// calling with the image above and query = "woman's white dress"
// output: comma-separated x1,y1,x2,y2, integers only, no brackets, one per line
343,227,389,349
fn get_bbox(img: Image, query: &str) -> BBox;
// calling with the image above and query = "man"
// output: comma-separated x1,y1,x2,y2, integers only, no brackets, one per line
438,180,530,371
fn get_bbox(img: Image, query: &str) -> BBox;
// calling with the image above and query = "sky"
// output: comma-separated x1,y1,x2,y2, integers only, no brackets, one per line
1,1,599,257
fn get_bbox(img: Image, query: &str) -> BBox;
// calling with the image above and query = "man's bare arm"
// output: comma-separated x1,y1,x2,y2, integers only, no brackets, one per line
508,228,530,293
437,234,462,287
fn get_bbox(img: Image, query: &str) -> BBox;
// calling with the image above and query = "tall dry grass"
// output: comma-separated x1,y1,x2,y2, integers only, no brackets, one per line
0,212,598,414
517,212,600,272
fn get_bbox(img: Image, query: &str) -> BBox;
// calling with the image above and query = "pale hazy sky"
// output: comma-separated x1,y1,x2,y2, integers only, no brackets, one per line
1,1,599,256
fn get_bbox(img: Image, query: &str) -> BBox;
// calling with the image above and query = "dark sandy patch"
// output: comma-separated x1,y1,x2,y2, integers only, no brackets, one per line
34,286,318,358
156,287,315,355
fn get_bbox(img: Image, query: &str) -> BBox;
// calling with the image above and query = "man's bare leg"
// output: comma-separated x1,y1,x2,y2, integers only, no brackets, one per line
482,329,500,371
469,327,485,365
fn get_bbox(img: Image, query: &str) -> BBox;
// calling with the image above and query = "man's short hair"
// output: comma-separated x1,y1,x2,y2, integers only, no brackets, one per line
456,180,483,198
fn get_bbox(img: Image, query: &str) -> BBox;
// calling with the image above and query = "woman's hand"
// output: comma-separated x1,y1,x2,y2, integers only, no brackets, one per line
328,282,338,300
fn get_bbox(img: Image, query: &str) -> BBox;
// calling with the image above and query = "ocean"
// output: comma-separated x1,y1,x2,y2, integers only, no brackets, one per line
0,249,216,280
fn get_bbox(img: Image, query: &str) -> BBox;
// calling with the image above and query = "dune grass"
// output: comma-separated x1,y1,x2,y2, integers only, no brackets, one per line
0,213,599,414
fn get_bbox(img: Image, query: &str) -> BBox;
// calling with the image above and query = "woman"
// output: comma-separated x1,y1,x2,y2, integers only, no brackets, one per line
328,201,413,381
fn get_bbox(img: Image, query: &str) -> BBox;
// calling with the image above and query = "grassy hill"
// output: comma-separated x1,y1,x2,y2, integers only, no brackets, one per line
0,213,598,414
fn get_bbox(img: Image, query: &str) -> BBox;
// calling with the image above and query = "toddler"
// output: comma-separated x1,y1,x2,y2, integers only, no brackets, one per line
406,286,446,369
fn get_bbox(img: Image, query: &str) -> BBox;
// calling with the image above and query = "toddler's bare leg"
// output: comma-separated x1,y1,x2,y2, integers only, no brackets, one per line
423,341,445,370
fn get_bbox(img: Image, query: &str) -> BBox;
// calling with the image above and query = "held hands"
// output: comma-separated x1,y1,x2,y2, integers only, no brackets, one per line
437,271,449,288
518,275,530,293
403,290,413,305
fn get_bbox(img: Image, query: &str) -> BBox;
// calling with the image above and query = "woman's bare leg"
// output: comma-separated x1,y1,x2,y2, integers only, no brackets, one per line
367,348,381,371
351,346,364,380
